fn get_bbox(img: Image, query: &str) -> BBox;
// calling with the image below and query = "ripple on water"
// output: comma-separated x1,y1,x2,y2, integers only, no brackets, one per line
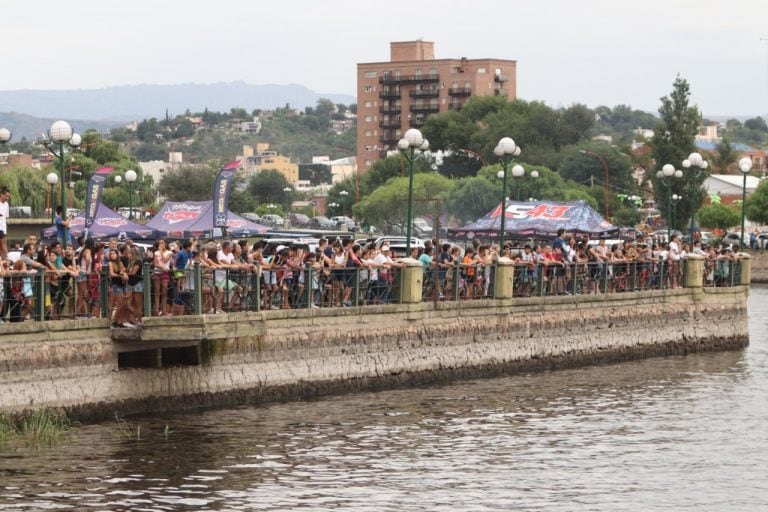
0,287,766,511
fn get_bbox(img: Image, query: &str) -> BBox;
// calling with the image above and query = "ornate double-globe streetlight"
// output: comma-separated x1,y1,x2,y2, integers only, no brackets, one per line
397,128,429,256
671,193,682,232
43,121,81,245
493,137,523,250
681,152,708,242
114,169,138,219
657,163,683,241
46,172,59,223
738,156,753,248
0,127,11,146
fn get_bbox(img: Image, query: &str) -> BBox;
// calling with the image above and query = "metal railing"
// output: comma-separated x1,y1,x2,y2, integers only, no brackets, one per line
513,261,687,297
0,257,744,323
421,262,497,303
703,259,741,288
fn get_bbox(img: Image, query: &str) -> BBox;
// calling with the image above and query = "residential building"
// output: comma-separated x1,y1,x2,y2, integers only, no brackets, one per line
241,143,299,183
695,123,720,142
704,174,762,204
356,40,517,171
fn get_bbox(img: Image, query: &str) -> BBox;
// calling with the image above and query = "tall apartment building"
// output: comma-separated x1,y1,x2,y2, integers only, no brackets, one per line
356,40,517,171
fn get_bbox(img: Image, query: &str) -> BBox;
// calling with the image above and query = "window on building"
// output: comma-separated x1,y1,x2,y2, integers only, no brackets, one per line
477,67,487,74
365,71,377,78
364,85,374,92
365,130,373,137
365,101,372,108
365,115,373,122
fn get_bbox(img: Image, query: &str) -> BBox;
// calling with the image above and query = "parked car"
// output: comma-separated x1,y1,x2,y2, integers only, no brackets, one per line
242,212,262,222
412,217,434,238
260,213,284,227
757,232,768,250
288,213,311,227
310,215,337,230
721,232,742,246
330,215,359,232
374,236,425,258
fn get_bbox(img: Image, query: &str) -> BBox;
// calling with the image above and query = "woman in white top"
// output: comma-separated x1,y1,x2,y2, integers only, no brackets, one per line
668,235,681,288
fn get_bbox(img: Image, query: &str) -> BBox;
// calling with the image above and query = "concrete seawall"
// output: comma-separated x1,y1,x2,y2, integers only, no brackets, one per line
0,285,749,421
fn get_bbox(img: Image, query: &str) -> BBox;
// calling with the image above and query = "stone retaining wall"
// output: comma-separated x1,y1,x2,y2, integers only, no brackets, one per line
0,286,749,421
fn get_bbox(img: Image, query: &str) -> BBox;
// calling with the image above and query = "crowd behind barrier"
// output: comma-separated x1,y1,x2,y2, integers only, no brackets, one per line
0,230,746,325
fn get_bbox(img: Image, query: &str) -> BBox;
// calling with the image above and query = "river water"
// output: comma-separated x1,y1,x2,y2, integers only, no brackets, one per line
1,287,767,511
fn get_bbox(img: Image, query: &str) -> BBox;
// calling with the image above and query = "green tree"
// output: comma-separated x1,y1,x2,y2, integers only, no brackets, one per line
246,169,291,205
0,167,48,215
158,165,218,201
649,75,702,229
746,179,768,224
710,139,738,174
612,206,641,228
354,173,453,232
359,155,429,197
698,202,740,231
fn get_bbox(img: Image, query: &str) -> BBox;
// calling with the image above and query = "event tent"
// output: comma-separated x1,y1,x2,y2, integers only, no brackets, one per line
146,200,270,238
41,202,158,241
447,200,618,240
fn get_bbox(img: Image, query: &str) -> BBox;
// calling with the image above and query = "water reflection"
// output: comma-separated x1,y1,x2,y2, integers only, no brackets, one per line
1,287,765,511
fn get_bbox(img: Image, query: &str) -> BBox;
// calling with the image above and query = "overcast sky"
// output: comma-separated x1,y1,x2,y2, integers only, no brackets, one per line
3,0,767,117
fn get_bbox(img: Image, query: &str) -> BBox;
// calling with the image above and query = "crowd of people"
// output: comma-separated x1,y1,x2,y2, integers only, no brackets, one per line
0,227,745,325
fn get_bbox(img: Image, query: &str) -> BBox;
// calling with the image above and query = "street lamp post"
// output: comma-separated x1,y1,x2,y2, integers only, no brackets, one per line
398,128,429,256
43,121,81,246
339,190,349,216
116,170,139,219
0,127,11,146
493,137,520,250
738,156,753,248
671,193,681,233
509,165,539,201
682,152,708,243
46,172,59,223
125,170,137,220
658,164,677,241
328,202,339,213
578,149,611,219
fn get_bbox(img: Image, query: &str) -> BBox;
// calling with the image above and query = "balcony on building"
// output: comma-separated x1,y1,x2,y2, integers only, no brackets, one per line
379,73,440,85
379,89,401,99
379,118,402,129
409,89,440,98
379,105,402,115
448,101,464,110
494,74,508,82
409,118,426,128
493,88,508,97
409,104,440,113
380,131,399,146
448,87,472,96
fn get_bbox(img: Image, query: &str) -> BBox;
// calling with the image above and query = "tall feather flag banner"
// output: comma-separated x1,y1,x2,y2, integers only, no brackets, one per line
213,161,239,228
85,166,113,228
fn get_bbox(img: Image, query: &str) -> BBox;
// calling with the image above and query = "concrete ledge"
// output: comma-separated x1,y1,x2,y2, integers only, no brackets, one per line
0,285,750,420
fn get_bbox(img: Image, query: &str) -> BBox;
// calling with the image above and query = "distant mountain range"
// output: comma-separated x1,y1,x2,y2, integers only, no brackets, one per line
0,81,356,140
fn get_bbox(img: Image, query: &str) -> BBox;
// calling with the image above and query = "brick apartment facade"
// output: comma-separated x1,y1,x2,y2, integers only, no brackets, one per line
356,40,517,171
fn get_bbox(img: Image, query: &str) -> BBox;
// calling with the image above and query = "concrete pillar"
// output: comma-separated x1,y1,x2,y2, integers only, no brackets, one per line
739,253,751,285
494,257,515,299
399,258,423,304
684,255,704,288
